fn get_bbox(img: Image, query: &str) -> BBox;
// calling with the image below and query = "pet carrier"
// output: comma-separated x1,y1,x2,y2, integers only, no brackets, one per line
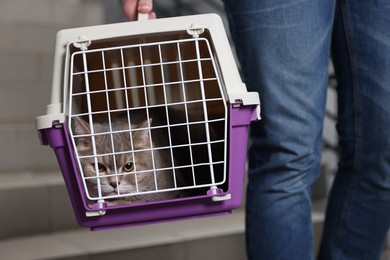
36,14,260,230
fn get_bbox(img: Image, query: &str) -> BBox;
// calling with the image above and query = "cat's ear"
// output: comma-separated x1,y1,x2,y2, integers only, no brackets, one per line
72,117,92,151
72,116,91,135
138,118,152,128
133,118,152,148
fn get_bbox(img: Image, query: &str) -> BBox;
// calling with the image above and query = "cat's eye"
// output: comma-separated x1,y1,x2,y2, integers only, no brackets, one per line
123,162,134,172
93,162,106,172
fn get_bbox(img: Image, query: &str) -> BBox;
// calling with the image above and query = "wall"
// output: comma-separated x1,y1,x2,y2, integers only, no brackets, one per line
0,0,105,173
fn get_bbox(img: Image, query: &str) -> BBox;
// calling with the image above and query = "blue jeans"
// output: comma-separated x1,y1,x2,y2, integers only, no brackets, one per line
223,0,390,259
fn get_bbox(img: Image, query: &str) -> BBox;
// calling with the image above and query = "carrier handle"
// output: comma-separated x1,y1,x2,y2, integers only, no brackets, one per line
137,12,149,21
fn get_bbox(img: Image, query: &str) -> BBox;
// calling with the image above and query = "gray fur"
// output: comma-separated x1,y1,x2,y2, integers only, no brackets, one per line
72,114,186,206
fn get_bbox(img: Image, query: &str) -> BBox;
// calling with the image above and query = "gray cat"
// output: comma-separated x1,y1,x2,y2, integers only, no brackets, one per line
72,113,188,206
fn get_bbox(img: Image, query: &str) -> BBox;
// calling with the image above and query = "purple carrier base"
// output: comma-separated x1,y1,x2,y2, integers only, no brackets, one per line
38,104,256,230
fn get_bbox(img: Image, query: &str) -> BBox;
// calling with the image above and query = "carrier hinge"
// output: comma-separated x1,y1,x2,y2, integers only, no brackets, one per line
73,36,91,51
187,24,205,38
85,200,106,217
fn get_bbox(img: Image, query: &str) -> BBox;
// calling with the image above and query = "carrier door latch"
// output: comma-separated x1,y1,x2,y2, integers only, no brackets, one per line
209,186,232,202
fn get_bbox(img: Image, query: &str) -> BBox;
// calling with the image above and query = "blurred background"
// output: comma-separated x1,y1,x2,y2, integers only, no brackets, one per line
0,0,387,259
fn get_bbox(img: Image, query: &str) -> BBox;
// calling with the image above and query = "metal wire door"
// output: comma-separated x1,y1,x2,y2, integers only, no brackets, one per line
67,37,228,205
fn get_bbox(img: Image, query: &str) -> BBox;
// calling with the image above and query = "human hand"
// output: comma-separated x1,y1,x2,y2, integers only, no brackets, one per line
122,0,156,21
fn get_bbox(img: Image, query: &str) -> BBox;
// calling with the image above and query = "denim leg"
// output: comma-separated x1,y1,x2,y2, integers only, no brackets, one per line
223,0,335,259
318,1,390,259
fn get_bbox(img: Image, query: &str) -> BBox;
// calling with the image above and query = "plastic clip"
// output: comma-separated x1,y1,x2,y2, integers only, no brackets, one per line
187,23,205,38
209,186,232,202
85,200,107,217
73,36,91,51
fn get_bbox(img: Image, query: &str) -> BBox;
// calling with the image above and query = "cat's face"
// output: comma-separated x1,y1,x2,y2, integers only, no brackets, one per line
72,116,158,198
78,152,137,197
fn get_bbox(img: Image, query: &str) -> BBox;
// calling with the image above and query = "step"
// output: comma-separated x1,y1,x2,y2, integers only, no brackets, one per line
0,209,328,260
0,125,59,172
0,172,78,240
0,171,332,259
0,210,246,260
0,170,325,239
0,80,51,123
0,0,104,30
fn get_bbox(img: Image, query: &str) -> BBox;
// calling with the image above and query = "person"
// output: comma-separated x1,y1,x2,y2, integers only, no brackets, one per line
122,0,156,20
122,0,390,259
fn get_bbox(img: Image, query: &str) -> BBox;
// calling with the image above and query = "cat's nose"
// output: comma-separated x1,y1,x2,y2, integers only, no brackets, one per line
109,180,120,188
